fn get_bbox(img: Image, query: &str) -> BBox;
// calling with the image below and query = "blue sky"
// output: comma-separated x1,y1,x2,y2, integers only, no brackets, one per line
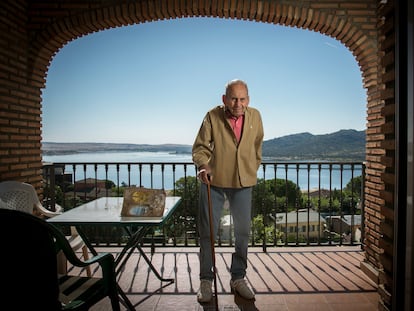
41,17,366,145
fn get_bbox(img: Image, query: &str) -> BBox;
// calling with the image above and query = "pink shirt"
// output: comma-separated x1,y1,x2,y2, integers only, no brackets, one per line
227,113,244,143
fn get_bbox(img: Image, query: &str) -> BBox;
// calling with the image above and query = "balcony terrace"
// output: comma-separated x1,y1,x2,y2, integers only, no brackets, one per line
43,161,377,310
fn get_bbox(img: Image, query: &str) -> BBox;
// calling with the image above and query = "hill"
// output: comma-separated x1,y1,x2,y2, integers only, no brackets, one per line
262,129,365,161
43,129,365,161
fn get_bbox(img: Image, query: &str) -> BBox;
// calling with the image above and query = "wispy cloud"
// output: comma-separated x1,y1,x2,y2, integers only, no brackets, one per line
325,41,338,49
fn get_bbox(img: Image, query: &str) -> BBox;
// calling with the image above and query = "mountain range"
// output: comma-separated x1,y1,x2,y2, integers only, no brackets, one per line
42,129,365,161
262,129,365,161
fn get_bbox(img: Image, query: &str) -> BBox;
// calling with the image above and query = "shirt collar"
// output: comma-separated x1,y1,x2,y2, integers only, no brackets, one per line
224,106,245,120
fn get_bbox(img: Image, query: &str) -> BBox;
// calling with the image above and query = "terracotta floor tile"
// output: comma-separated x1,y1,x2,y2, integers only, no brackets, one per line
83,246,378,310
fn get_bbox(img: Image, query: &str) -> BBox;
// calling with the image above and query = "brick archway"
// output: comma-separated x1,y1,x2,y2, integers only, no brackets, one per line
30,0,383,286
33,3,378,104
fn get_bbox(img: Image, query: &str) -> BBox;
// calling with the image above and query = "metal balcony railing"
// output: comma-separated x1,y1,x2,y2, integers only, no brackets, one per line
42,161,365,251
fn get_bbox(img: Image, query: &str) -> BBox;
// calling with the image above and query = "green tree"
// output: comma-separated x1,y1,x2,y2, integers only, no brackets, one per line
310,176,363,215
251,178,302,246
251,214,283,244
105,180,115,189
311,196,341,214
252,178,302,217
164,176,199,244
342,175,363,214
344,175,362,196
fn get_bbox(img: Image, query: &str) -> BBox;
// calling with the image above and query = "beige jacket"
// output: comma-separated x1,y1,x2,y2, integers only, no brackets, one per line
192,105,264,188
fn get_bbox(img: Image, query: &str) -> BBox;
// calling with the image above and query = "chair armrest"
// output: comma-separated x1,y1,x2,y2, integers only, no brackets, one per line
35,202,62,218
62,245,117,290
49,222,115,270
55,203,64,213
69,251,115,269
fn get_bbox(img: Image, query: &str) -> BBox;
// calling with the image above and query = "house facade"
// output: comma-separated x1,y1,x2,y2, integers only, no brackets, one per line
274,209,326,242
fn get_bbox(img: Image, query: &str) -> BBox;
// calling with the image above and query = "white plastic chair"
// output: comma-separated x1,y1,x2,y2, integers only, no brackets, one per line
0,180,91,276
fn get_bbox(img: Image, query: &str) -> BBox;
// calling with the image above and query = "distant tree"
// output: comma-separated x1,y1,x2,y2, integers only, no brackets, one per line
342,175,363,214
311,196,341,214
251,178,302,246
164,176,199,243
343,175,362,196
121,181,128,187
105,180,115,189
310,176,363,215
252,178,302,217
63,182,74,192
43,184,64,210
251,214,283,244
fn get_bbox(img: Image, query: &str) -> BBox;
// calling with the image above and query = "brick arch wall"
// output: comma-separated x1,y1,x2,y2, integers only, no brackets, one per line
377,2,396,309
0,1,43,189
1,0,390,309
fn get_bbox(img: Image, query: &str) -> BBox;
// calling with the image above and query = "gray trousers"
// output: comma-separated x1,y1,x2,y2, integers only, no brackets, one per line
198,183,252,281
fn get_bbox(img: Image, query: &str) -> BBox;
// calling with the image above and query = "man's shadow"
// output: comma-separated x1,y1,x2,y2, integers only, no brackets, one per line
234,293,259,311
199,294,259,310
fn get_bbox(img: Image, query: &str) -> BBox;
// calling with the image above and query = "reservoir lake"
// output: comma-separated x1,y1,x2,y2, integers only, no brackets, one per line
43,151,362,190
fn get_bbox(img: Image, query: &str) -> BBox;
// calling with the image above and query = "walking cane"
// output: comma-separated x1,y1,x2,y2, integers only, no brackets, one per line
206,181,219,310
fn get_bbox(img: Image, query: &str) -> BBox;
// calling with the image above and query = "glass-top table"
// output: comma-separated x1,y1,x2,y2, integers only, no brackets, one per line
47,196,181,225
48,196,182,310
